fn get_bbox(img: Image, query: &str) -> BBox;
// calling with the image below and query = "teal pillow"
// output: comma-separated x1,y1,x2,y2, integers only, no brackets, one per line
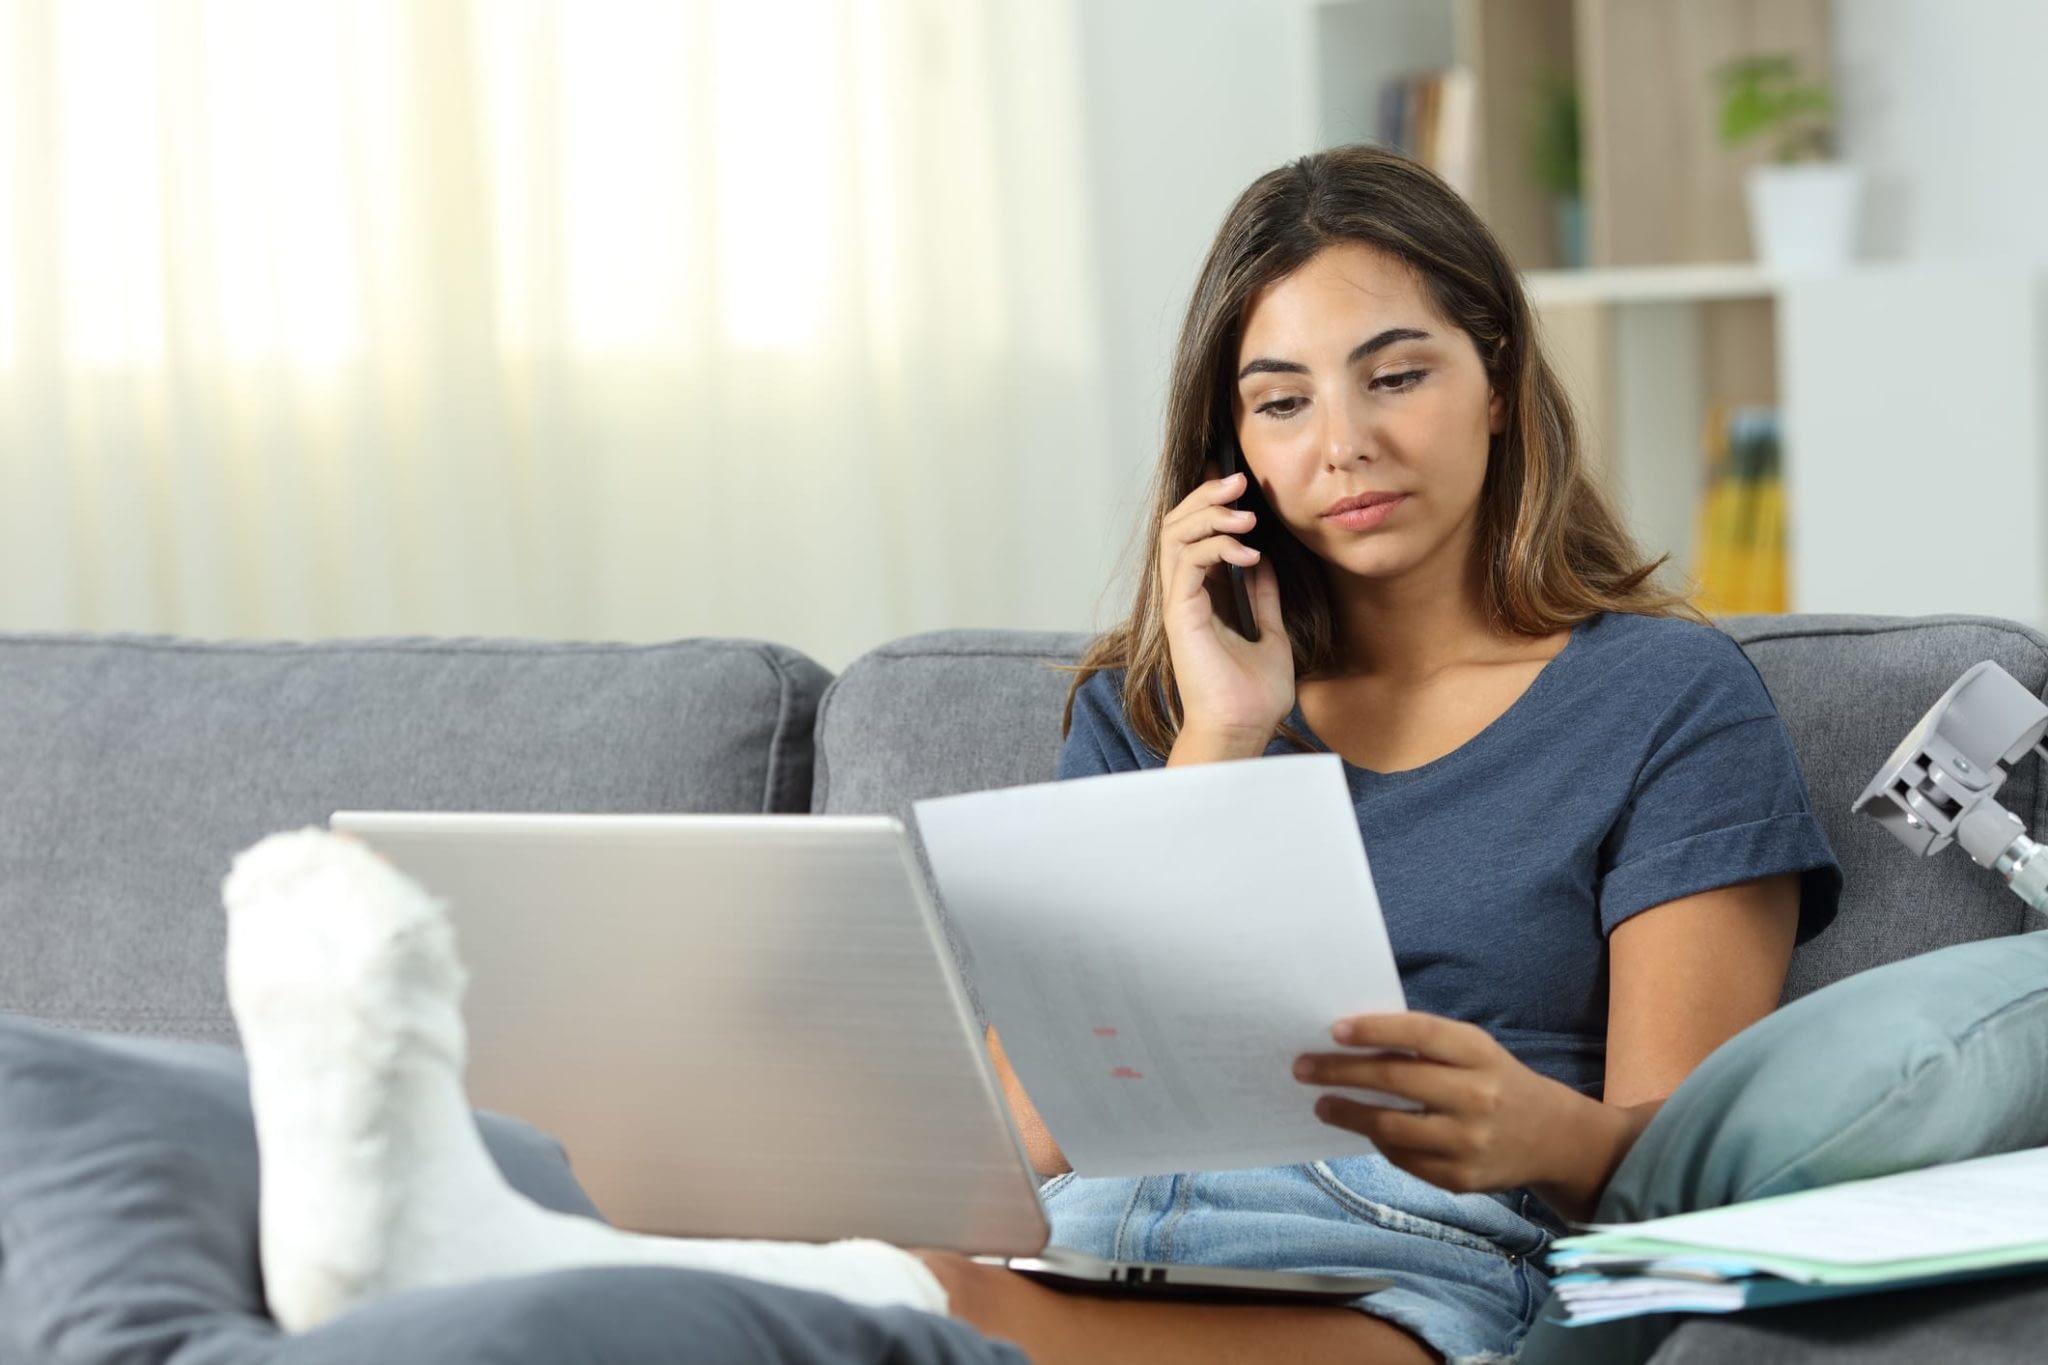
1597,929,2048,1223
1523,929,2048,1364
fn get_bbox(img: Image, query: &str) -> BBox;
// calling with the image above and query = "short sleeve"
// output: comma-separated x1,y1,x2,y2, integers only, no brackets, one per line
1055,669,1149,780
1598,636,1843,943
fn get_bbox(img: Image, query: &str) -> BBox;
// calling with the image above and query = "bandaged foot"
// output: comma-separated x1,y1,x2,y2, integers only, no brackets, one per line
223,828,949,1332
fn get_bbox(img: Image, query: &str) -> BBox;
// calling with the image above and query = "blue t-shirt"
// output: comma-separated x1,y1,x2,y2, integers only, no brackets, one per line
1056,611,1843,1098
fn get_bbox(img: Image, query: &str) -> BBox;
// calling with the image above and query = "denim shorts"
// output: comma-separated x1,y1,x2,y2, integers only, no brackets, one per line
1041,1155,1567,1365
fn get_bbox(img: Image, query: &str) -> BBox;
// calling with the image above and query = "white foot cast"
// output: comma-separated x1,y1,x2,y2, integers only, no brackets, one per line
223,828,949,1332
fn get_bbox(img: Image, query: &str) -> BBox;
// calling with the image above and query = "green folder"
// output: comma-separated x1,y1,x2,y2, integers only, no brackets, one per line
1551,1228,2048,1287
1542,1146,2048,1325
1545,1264,2042,1327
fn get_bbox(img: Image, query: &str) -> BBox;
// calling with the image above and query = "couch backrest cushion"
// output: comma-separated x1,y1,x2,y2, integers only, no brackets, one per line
1722,614,2048,999
812,630,1089,818
818,617,2048,1006
0,634,830,1042
812,629,1088,1017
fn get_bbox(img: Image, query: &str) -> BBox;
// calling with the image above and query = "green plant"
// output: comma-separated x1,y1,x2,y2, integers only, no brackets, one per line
1716,54,1835,163
1528,66,1581,197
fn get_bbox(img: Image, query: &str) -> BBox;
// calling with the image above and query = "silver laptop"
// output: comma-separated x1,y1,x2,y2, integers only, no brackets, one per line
330,810,1387,1304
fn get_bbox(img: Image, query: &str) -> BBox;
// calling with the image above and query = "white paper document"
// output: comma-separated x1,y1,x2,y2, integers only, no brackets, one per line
912,752,1407,1177
1587,1145,2048,1269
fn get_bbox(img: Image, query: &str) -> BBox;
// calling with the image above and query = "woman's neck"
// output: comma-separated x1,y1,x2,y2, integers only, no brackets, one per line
1321,545,1502,683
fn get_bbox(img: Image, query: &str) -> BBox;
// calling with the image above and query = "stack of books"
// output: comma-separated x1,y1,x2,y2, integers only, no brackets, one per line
1375,67,1475,199
1546,1146,2048,1327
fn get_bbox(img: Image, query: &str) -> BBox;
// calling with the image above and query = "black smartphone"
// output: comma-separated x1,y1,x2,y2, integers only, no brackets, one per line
1216,427,1260,643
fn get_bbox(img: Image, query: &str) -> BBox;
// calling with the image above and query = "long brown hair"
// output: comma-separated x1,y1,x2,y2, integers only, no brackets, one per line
1060,143,1702,758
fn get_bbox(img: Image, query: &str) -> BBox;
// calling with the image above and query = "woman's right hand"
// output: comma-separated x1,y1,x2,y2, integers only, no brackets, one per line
1158,466,1294,752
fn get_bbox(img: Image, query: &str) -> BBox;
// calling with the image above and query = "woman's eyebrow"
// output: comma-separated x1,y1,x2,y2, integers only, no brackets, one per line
1236,327,1433,382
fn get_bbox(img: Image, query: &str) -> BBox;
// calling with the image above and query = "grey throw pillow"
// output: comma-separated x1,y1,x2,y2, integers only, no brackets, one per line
0,1013,1023,1365
0,1013,596,1358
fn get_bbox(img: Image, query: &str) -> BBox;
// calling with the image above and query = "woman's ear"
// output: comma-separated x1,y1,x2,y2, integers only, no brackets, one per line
1488,389,1507,436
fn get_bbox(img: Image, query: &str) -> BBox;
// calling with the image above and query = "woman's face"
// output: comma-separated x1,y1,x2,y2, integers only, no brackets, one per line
1230,241,1504,588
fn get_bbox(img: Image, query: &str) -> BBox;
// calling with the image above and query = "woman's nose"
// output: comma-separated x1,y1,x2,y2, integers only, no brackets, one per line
1317,391,1377,467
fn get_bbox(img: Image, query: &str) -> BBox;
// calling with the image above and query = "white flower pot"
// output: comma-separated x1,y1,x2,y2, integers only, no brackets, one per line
1746,162,1861,273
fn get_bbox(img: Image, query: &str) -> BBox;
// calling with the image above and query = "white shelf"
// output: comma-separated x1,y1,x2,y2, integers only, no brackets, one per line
1523,263,1780,308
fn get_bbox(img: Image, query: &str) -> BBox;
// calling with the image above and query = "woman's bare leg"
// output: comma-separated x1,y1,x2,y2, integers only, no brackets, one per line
920,1253,1440,1365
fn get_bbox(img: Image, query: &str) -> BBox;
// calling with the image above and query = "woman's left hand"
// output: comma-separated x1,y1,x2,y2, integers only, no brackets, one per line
1293,1011,1597,1196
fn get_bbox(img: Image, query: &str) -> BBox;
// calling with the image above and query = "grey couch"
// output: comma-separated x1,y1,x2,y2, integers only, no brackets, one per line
4,613,2047,1362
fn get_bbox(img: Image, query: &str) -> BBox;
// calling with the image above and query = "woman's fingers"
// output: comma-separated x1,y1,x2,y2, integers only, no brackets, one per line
1330,1012,1495,1067
1312,1094,1465,1155
1165,510,1256,555
1163,484,1255,549
1170,533,1258,613
1164,469,1248,529
1314,1096,1502,1194
1160,472,1259,606
1201,467,1243,504
1294,1051,1479,1114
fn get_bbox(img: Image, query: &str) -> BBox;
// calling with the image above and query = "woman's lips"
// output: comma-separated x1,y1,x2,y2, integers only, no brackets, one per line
1322,495,1406,531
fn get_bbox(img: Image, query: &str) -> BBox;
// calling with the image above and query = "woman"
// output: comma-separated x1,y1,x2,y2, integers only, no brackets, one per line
920,143,1841,1363
229,143,1839,1365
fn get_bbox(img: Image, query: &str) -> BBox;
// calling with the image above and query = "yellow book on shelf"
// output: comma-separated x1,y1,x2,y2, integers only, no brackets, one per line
1691,406,1786,616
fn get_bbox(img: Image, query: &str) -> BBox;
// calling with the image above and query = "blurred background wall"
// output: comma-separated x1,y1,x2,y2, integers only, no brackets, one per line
1835,0,2048,265
2,0,2043,669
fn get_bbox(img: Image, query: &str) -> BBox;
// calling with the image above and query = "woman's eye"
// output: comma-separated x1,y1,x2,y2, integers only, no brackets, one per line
1373,369,1427,392
1255,397,1304,418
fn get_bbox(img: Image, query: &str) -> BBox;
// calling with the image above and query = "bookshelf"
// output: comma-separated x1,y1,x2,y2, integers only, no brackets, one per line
1526,262,2048,625
1309,1,2048,626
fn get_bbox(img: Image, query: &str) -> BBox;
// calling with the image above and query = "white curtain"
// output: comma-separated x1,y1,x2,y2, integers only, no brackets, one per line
0,0,1123,669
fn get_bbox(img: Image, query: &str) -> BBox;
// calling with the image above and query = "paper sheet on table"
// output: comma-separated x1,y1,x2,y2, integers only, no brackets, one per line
912,752,1406,1177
